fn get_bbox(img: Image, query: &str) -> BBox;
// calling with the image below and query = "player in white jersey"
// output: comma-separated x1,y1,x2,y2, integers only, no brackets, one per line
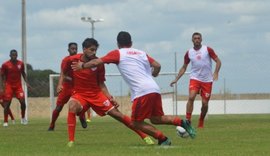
170,32,221,128
71,31,196,145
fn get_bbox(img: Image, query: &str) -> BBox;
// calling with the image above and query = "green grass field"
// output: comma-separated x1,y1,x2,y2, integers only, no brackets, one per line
0,114,269,156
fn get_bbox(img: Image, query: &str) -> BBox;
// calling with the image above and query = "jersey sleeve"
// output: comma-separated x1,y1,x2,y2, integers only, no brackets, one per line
184,51,190,64
100,50,120,64
62,57,72,74
146,54,155,64
207,47,218,59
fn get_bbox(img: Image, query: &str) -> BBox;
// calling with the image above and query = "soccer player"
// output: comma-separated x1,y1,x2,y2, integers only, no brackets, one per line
170,32,221,128
65,38,154,147
0,68,15,123
1,49,30,126
71,31,196,146
48,42,88,131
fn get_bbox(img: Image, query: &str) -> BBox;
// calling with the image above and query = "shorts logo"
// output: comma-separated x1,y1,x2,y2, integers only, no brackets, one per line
103,99,110,106
205,93,210,98
19,92,24,97
91,67,97,71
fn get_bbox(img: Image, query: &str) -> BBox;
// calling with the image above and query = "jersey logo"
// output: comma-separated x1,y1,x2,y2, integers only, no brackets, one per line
17,64,22,69
103,99,110,106
196,55,201,60
91,67,97,71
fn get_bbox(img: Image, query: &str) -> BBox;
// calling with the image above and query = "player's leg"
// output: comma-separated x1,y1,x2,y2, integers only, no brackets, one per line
2,84,13,126
186,79,200,122
48,105,63,131
3,101,11,126
107,108,151,141
198,82,212,128
18,98,27,125
1,102,14,121
15,86,27,124
48,88,71,130
67,98,83,146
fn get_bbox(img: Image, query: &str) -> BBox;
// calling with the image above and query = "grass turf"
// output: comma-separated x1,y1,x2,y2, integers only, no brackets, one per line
0,114,269,156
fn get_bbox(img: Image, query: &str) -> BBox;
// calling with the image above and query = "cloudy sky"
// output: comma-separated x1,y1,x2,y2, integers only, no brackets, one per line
0,0,269,94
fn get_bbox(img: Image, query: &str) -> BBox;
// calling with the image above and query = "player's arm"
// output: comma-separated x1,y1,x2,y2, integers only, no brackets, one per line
99,81,119,108
208,47,222,81
151,60,161,77
71,58,103,71
147,55,161,77
212,57,221,81
170,63,188,87
56,70,65,93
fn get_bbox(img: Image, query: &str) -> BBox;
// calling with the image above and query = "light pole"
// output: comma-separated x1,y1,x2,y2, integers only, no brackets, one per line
81,17,104,38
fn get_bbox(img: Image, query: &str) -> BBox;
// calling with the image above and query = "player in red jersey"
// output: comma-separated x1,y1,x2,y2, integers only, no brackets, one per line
0,68,15,123
48,42,89,131
1,49,30,127
65,38,153,147
170,32,221,128
71,31,196,146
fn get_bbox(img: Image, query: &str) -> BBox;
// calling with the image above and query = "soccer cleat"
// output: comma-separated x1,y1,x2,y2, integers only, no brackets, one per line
48,127,54,131
143,136,155,145
86,119,91,123
158,137,171,146
67,141,74,147
181,119,196,139
79,116,87,128
3,122,8,127
21,118,28,125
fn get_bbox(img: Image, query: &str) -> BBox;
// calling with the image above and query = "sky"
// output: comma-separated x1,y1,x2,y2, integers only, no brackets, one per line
0,0,270,94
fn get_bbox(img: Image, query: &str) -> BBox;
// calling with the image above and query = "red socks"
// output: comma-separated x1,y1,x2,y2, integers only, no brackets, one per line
67,112,76,141
122,115,147,139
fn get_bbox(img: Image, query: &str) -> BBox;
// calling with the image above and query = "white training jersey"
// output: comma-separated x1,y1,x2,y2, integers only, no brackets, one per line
184,45,218,82
101,48,160,101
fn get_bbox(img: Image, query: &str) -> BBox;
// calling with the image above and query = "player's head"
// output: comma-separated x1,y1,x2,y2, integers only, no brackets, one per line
192,32,202,48
68,42,78,56
9,49,18,61
82,38,99,59
117,31,132,48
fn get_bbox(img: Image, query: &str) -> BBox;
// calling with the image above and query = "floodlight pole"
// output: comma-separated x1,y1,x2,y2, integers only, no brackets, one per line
22,0,28,120
81,17,104,38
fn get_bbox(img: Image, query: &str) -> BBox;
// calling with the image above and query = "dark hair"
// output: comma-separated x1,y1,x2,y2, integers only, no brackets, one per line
117,31,132,47
68,42,77,48
82,38,99,49
10,49,17,54
192,32,202,38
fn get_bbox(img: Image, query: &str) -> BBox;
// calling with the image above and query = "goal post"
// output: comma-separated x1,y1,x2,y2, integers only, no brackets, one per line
49,74,59,121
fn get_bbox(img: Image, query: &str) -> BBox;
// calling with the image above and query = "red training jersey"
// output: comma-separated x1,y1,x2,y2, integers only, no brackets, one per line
1,60,25,86
61,56,74,87
62,54,105,94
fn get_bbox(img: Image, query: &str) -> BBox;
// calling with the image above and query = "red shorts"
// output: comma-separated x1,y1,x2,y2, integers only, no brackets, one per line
56,84,73,106
70,91,114,116
189,79,213,101
131,93,164,122
3,83,25,101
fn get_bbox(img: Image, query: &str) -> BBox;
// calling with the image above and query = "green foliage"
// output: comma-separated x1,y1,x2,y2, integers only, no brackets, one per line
27,68,58,97
0,114,269,156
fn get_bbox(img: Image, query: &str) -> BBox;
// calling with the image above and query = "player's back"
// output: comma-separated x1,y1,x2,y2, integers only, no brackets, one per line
117,48,160,100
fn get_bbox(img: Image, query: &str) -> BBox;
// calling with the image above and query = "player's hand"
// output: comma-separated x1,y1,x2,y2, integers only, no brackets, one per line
213,72,219,81
110,97,119,108
170,80,177,87
71,61,83,71
57,85,63,94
